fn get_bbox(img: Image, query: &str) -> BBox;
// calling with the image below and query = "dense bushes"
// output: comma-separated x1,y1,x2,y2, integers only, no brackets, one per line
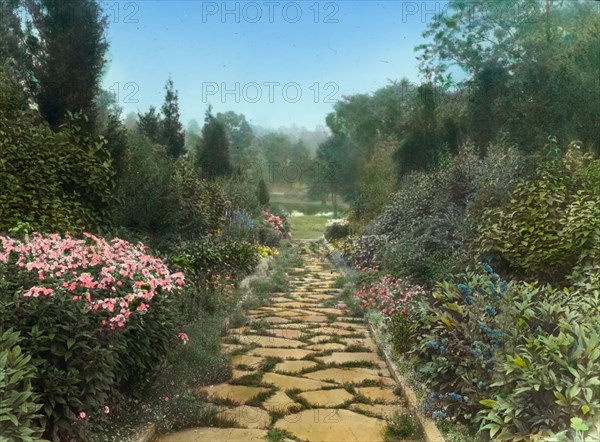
0,109,115,234
414,265,600,440
359,144,525,284
0,233,185,440
478,143,600,283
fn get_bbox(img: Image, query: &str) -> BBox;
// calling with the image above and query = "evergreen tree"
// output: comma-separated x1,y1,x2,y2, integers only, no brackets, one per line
196,108,232,179
159,78,185,157
24,0,109,128
137,106,162,143
256,178,270,207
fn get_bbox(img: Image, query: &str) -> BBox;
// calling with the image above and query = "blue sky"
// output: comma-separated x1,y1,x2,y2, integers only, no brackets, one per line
101,1,443,129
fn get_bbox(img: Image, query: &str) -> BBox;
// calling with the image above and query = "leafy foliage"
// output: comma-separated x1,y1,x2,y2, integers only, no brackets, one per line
0,233,184,440
0,329,43,442
0,109,115,234
415,265,600,439
478,144,600,283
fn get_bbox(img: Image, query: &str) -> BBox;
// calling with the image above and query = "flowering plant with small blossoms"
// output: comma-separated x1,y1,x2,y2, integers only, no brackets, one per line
355,267,425,317
0,232,185,330
261,210,286,236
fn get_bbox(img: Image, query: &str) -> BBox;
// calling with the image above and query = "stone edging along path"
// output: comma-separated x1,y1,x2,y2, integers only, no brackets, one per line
149,240,441,441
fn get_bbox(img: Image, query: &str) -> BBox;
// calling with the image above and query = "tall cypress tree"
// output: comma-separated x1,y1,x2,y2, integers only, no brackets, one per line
196,108,232,179
159,78,185,157
25,0,109,128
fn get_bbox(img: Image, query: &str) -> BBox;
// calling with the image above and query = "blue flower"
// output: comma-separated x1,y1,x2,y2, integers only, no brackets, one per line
446,392,463,401
483,263,494,274
484,306,497,316
498,280,508,292
431,392,443,399
464,295,474,304
457,283,472,295
432,410,446,420
426,341,439,350
477,381,485,389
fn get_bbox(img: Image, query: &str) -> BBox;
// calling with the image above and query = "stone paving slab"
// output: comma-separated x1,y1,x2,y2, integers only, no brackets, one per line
156,428,268,441
274,408,387,441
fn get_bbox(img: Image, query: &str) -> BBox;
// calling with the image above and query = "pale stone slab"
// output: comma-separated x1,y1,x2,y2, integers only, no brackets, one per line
262,390,299,414
231,355,263,369
238,335,306,348
261,316,291,324
317,352,386,367
356,387,400,403
231,369,257,381
263,328,306,340
274,310,303,317
274,360,318,374
305,342,347,352
303,368,394,385
271,301,317,308
310,327,356,336
345,337,379,351
262,372,335,392
310,308,346,315
156,428,267,442
214,405,271,429
297,388,353,407
198,384,270,404
269,323,311,330
350,403,404,419
274,408,386,441
296,315,329,323
249,347,314,360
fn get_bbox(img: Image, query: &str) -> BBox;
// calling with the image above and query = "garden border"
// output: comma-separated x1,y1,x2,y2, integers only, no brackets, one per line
129,257,273,442
322,238,446,442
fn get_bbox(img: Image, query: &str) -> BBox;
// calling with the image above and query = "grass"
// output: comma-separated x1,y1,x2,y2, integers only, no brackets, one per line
288,215,330,239
385,412,423,441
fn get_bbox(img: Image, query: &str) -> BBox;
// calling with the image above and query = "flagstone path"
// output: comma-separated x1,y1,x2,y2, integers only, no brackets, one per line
157,241,420,442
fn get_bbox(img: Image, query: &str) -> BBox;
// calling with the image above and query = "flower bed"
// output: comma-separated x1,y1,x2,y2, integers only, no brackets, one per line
0,233,186,441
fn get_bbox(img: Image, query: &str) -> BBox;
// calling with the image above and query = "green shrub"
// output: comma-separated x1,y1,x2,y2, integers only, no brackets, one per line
0,233,184,440
477,276,600,440
111,130,175,239
478,143,600,283
324,222,350,241
391,310,419,355
1,292,118,441
173,236,257,286
414,267,520,426
0,329,44,442
417,265,600,439
0,109,114,234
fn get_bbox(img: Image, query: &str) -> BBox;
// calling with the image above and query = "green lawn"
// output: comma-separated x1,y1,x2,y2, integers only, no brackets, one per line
288,215,330,240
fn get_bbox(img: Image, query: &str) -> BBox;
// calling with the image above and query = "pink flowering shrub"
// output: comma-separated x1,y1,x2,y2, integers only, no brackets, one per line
355,271,425,317
261,210,286,236
0,232,184,329
0,232,186,440
354,268,425,354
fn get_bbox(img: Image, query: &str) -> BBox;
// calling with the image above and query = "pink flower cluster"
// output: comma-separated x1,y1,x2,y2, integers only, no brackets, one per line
355,274,424,316
262,210,285,235
0,233,185,329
